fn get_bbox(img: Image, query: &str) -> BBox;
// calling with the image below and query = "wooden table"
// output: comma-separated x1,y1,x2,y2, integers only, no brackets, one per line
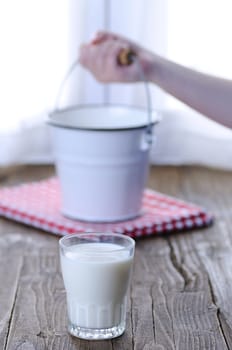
1,165,232,350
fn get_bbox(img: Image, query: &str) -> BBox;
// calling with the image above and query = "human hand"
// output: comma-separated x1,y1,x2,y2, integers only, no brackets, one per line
79,31,154,83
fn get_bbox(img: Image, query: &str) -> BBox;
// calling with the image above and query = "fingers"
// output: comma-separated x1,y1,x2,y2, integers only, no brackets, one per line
79,31,120,65
79,36,130,69
90,30,118,45
78,30,142,83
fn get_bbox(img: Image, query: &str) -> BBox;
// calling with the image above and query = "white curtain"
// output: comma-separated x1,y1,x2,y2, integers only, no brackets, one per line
0,0,71,164
1,0,232,168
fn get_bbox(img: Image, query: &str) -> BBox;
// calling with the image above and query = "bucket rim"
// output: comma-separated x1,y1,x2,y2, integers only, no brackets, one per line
47,103,161,132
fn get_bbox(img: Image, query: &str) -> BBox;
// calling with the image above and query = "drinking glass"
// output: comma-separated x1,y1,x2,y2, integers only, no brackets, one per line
59,233,135,340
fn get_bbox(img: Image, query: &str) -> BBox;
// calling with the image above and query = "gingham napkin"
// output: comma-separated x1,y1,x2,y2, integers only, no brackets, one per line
0,178,213,237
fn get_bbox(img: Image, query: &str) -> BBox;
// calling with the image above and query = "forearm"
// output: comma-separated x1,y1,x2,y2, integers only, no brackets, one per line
148,55,232,128
79,31,232,127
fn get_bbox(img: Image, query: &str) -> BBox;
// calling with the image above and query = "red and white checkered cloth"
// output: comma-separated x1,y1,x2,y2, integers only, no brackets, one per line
0,177,213,238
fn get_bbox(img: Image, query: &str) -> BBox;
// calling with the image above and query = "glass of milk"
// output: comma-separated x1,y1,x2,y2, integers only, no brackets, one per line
59,233,135,340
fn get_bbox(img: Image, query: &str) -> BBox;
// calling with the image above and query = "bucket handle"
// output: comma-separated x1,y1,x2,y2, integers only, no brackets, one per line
54,49,154,146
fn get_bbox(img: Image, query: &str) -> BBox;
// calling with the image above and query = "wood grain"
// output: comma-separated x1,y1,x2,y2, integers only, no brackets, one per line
1,165,232,349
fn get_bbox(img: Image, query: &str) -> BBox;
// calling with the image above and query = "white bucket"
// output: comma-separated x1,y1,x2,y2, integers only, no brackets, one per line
48,104,159,222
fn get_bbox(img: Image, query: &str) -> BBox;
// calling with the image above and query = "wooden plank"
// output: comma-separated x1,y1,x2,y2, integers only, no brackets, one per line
131,284,155,350
198,246,232,348
169,166,232,348
0,235,23,350
0,165,55,187
5,253,64,350
132,236,229,349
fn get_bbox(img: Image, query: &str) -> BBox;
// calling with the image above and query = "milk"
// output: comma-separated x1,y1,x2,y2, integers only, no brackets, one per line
60,242,133,329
